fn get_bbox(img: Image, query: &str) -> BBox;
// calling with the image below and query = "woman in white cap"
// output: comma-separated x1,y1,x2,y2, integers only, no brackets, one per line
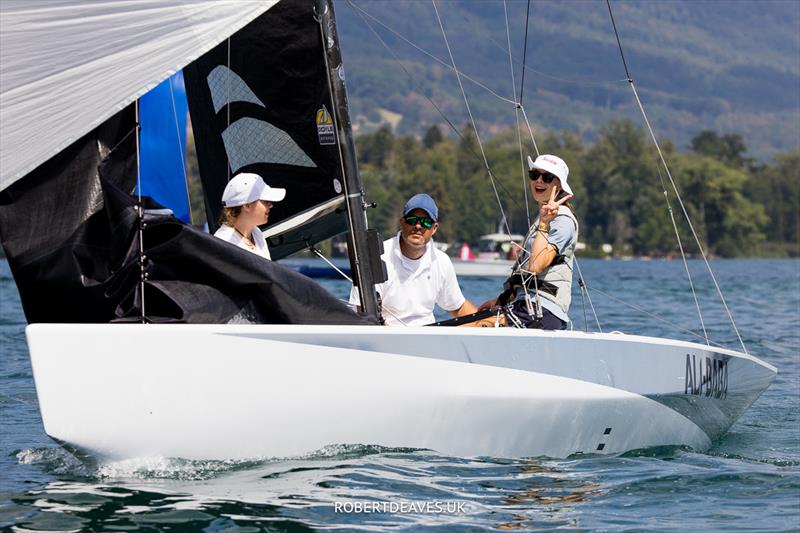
477,154,577,330
511,154,578,329
214,172,286,260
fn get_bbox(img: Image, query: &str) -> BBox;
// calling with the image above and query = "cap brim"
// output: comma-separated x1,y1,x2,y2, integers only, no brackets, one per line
260,188,286,202
403,206,437,221
560,181,573,196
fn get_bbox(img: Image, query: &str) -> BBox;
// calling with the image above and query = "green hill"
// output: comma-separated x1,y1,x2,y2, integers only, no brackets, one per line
335,0,800,160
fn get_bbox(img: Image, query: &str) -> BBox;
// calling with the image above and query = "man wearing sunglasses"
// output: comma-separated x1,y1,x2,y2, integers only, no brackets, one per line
350,193,477,326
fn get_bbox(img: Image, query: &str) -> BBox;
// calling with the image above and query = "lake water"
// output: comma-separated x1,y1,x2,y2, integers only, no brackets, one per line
1,258,798,531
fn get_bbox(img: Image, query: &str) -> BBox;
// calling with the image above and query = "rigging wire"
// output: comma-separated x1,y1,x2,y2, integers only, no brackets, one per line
346,0,526,217
605,0,747,354
308,244,353,284
517,0,532,225
518,0,531,103
431,0,512,238
656,165,710,345
350,0,725,344
168,78,191,225
135,99,146,324
226,36,231,182
586,284,732,349
453,3,630,88
574,257,602,332
504,0,531,228
347,0,517,105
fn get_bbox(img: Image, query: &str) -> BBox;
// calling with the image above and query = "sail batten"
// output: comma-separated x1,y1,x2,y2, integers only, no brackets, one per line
0,0,280,192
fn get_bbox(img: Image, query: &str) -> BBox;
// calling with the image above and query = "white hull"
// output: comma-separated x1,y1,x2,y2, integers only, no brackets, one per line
452,259,515,277
26,324,776,461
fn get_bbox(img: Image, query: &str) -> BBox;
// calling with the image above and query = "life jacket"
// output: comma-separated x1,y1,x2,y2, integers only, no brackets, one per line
500,206,578,316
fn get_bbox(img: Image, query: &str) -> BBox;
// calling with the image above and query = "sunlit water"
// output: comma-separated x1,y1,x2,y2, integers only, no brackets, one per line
1,258,798,531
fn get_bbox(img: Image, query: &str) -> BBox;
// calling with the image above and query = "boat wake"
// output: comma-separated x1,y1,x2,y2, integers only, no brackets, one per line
15,443,429,481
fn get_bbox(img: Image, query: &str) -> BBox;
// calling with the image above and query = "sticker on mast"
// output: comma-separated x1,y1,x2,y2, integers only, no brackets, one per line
316,106,335,145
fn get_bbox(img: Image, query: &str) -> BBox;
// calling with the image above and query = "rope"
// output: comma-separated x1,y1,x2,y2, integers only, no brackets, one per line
431,0,512,239
605,0,747,354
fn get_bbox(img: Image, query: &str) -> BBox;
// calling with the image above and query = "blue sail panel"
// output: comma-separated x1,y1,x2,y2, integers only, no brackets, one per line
138,72,190,223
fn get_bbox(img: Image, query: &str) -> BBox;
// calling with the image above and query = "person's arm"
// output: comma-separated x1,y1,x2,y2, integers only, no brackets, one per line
527,229,558,274
439,255,477,318
528,187,572,273
448,299,478,318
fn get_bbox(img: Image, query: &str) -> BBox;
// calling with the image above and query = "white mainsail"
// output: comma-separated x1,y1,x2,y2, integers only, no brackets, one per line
0,0,278,192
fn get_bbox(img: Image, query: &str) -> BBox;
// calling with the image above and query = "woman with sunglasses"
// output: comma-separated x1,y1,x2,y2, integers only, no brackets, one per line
511,154,577,329
478,154,577,329
214,172,286,260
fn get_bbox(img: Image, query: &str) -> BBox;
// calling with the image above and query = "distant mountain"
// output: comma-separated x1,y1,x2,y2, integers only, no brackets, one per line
335,0,800,160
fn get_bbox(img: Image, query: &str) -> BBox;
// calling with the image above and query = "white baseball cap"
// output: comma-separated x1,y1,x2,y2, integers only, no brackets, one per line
221,172,286,207
527,154,573,196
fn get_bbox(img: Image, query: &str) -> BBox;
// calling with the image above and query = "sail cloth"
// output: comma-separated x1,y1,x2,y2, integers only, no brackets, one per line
0,0,279,193
138,72,190,223
184,0,350,260
0,104,373,326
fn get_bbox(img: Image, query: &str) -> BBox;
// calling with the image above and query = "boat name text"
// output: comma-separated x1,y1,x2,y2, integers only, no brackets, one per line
684,353,728,399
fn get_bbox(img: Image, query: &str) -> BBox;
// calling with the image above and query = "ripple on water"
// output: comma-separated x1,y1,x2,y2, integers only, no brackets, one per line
3,260,799,531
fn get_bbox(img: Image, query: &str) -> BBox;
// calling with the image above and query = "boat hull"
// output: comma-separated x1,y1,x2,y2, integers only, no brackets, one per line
25,324,776,460
452,259,515,277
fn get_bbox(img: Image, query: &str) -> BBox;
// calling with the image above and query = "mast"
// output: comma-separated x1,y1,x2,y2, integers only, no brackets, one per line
316,0,383,321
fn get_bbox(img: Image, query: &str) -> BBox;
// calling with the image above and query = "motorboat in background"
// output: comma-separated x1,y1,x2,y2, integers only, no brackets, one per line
452,232,521,277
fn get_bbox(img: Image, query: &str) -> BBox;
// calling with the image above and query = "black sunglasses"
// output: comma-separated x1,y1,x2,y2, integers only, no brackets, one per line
403,215,435,229
529,170,557,184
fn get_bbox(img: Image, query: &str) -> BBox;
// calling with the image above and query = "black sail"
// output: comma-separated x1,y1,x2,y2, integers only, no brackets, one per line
184,0,348,260
0,0,376,326
0,105,373,326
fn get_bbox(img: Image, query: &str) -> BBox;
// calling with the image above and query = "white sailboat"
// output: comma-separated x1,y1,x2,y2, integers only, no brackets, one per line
0,0,776,462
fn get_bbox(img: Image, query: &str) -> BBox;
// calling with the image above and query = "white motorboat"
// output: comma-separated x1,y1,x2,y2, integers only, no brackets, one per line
452,233,519,277
452,258,515,277
0,0,776,462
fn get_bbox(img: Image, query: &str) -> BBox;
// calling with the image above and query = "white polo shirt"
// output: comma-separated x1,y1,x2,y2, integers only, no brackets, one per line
214,224,271,260
349,233,466,326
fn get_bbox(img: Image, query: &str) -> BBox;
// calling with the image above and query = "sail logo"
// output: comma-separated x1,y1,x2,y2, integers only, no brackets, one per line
317,106,335,145
684,353,728,399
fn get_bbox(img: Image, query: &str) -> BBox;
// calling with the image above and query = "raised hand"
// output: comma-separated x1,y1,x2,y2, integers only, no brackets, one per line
539,186,573,225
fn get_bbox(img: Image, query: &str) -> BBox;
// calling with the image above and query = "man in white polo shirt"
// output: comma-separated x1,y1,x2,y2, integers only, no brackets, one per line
350,193,477,326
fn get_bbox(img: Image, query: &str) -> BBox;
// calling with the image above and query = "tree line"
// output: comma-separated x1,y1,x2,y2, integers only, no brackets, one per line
355,121,799,258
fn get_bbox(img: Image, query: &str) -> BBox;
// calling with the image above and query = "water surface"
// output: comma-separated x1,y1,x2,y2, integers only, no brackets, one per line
1,258,798,531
